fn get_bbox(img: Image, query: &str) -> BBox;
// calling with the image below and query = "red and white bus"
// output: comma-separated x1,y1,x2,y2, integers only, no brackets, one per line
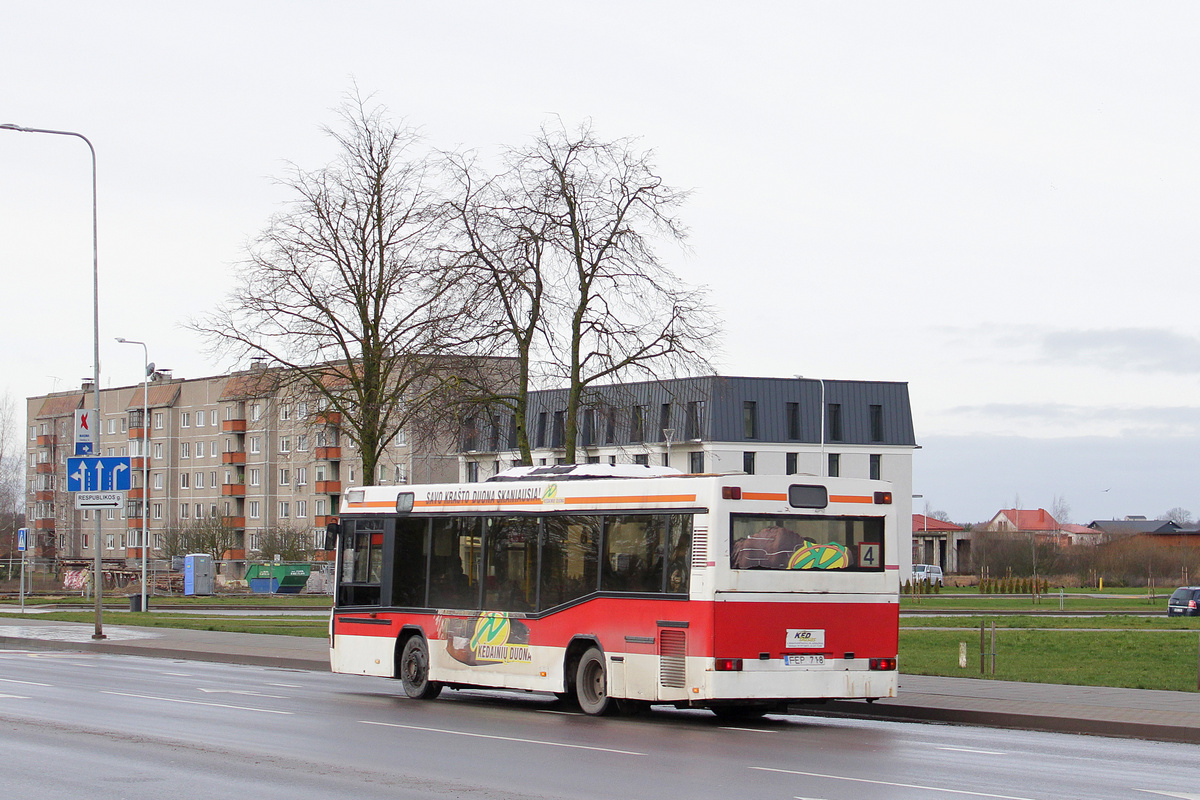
328,464,899,718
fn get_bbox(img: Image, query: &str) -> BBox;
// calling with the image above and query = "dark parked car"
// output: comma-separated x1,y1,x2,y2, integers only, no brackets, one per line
1167,586,1200,617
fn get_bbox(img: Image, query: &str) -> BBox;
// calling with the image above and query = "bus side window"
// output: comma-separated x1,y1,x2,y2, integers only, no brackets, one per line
666,514,692,593
339,519,383,607
391,518,428,608
540,516,600,610
429,517,481,610
602,515,665,594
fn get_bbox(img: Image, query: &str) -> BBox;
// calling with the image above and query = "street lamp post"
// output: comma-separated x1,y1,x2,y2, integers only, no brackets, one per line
116,338,150,614
1,123,105,639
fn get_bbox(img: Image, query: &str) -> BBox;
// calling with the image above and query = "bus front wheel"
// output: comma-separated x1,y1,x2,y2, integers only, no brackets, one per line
575,648,615,716
399,636,443,700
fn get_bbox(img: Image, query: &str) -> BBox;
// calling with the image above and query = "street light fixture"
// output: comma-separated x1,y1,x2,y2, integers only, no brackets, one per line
116,338,150,614
2,122,105,639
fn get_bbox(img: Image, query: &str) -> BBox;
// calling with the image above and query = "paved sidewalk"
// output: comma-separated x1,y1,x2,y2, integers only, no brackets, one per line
0,617,1196,744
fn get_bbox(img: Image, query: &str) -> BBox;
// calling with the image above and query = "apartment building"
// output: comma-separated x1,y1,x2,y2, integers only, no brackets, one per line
458,375,919,571
25,369,459,570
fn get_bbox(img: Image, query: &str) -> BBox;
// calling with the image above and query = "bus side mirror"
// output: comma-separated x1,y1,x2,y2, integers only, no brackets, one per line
324,522,340,551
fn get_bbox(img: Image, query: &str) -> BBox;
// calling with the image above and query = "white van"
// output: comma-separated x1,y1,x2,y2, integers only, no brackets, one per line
912,564,943,586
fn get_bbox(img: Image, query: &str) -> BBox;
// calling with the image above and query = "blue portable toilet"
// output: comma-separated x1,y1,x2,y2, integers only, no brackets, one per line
183,553,214,596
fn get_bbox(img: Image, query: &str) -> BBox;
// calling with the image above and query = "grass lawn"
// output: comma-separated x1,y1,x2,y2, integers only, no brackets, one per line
0,610,329,637
900,626,1200,692
902,594,1172,613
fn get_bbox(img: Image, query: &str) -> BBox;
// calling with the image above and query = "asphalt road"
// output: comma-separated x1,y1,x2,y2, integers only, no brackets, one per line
0,649,1196,800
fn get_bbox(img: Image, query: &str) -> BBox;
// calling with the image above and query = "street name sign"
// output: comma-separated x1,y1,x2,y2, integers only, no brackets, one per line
67,456,132,492
74,409,96,455
75,491,124,510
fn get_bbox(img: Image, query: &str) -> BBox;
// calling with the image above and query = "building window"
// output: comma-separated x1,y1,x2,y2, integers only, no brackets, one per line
196,441,205,458
180,503,190,519
827,403,843,442
153,412,164,429
249,469,261,487
870,404,884,443
466,461,480,483
786,402,800,440
743,451,756,475
296,467,307,486
348,466,356,483
551,411,565,448
180,473,189,489
249,437,261,454
278,501,290,518
153,472,163,490
630,406,646,443
743,401,758,439
633,453,649,466
315,465,326,482
195,472,204,489
685,400,704,440
786,452,798,475
250,404,261,421
180,412,190,428
659,403,672,441
296,500,307,518
248,501,261,519
180,442,190,459
279,468,290,486
280,404,290,422
608,455,617,466
153,442,163,460
316,499,327,517
580,408,595,447
195,412,206,428
870,454,882,481
195,504,204,519
153,503,163,520
689,451,704,473
297,434,308,451
280,437,291,453
586,455,601,464
828,453,840,477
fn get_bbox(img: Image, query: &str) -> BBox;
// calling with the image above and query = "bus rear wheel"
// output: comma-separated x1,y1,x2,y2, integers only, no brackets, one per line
575,648,615,716
399,636,442,700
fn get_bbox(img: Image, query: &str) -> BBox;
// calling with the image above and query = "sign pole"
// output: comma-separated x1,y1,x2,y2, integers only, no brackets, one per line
18,528,26,614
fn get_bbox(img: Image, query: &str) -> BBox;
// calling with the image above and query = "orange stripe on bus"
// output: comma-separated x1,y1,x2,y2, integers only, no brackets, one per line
829,494,873,504
564,494,697,505
742,492,787,501
416,498,543,507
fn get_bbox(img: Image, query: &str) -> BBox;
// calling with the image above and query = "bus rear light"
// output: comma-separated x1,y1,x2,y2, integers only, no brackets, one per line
869,658,897,671
722,487,742,500
874,491,892,504
714,658,743,671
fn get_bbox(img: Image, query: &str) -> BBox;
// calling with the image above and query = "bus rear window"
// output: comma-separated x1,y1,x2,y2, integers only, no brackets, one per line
730,514,883,571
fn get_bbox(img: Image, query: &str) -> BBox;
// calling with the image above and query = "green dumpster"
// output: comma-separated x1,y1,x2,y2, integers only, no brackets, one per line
247,564,312,594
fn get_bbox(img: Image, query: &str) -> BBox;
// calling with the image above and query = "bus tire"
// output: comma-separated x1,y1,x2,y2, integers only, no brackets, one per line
575,648,615,716
711,705,768,721
399,636,442,700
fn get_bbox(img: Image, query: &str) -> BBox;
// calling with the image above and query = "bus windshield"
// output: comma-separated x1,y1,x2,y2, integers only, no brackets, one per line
730,514,884,572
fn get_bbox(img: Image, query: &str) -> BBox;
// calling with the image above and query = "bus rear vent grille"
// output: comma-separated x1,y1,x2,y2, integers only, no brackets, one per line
659,628,687,688
691,528,708,568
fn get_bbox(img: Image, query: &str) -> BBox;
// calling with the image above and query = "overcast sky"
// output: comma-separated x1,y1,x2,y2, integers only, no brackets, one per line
3,2,1198,523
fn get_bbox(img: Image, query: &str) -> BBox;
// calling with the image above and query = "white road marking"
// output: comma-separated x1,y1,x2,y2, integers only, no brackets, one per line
0,677,51,687
102,690,294,715
536,709,581,716
754,767,1039,800
0,693,31,699
162,672,192,677
266,683,302,688
1137,792,1200,799
936,746,1006,755
361,720,646,756
720,726,777,733
196,688,289,698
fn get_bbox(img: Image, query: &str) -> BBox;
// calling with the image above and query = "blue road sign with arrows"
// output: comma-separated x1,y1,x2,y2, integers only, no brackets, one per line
67,457,132,492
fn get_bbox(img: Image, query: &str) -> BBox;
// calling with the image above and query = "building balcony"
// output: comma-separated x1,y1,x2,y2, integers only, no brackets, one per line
127,487,145,500
315,411,341,426
127,517,144,528
314,515,337,528
314,446,341,460
35,490,54,502
222,516,246,529
36,434,55,447
36,462,54,474
34,519,55,531
222,451,246,464
311,549,335,562
221,548,247,560
130,457,147,470
315,481,342,494
129,427,147,440
125,547,148,559
221,419,247,433
221,484,246,497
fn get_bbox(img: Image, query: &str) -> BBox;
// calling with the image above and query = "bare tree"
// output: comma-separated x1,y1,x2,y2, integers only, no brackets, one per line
256,526,311,562
489,121,720,463
196,91,478,484
1051,494,1071,526
1162,507,1193,525
161,517,239,563
0,393,24,560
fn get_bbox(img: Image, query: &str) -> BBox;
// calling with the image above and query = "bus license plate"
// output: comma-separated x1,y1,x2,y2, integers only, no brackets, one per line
784,654,825,667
